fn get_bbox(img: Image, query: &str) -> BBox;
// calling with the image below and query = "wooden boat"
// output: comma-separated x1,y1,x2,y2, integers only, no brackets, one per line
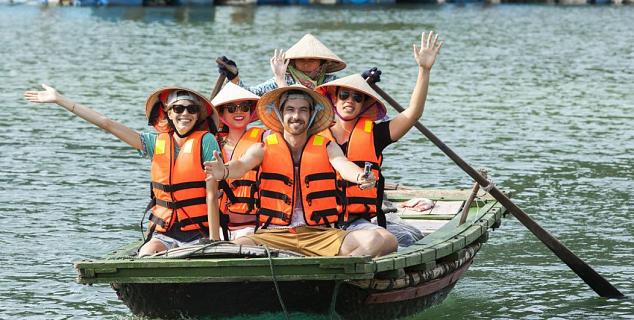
74,186,507,319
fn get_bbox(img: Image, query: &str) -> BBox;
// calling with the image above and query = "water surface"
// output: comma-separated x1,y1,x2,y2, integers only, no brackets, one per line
1,4,632,319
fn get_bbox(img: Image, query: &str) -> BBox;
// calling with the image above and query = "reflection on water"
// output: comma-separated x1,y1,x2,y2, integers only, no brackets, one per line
1,4,633,320
89,6,216,22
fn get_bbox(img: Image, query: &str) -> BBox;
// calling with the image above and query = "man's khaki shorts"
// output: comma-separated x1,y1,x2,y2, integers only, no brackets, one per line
243,226,350,256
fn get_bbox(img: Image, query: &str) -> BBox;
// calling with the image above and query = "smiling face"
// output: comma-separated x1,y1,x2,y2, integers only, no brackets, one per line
281,97,312,136
334,87,366,121
219,100,254,131
166,99,200,135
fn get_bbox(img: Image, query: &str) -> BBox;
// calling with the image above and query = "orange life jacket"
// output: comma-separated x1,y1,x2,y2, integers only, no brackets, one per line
320,117,382,222
149,130,209,233
257,132,341,227
219,127,264,226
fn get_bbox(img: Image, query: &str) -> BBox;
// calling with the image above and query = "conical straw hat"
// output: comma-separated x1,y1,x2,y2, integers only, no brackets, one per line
315,74,387,121
145,86,219,133
212,82,260,125
285,34,346,74
256,84,334,136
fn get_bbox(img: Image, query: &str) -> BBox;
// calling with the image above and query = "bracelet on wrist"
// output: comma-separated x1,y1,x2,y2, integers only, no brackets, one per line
222,164,230,180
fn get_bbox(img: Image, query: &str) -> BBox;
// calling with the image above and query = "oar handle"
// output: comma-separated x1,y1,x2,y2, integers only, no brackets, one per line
367,81,624,299
210,58,240,100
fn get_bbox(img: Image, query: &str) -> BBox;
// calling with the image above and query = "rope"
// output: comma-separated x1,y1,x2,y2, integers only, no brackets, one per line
482,180,496,193
264,245,289,320
161,241,230,258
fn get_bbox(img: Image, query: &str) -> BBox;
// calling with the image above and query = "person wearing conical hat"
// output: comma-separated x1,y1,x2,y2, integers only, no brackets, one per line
204,85,394,257
315,31,443,247
210,82,263,240
24,84,223,257
216,34,346,97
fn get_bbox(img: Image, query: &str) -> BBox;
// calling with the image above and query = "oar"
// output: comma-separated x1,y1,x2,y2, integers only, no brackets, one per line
210,58,239,100
366,78,624,299
206,58,239,241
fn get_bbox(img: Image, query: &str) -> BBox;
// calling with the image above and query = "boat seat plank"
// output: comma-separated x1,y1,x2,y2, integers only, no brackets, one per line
402,219,451,235
429,201,464,215
386,189,495,201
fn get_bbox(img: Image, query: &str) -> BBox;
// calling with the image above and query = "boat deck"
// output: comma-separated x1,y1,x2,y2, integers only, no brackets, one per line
75,188,506,284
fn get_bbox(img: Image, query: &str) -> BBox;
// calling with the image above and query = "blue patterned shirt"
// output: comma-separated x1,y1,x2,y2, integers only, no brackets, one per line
238,74,339,96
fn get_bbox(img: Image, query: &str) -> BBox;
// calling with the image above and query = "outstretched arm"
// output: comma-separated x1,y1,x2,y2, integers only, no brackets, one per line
204,143,264,181
327,142,376,190
389,31,442,141
24,84,142,150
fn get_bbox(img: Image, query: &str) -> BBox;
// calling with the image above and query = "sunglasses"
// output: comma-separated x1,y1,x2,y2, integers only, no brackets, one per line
222,102,254,113
338,90,364,103
169,104,200,114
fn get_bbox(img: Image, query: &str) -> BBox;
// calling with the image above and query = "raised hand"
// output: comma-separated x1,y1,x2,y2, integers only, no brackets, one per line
270,49,289,80
24,84,60,104
362,67,382,84
413,31,442,71
204,150,227,181
217,56,239,81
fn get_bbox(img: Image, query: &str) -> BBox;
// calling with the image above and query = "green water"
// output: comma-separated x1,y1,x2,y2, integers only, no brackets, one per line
1,3,632,319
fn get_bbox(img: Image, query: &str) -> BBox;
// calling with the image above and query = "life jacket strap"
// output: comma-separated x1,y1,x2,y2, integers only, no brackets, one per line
303,172,336,188
259,190,291,205
305,190,340,206
152,181,206,193
233,197,256,206
231,179,256,188
219,211,230,241
310,208,340,224
219,180,238,204
171,215,208,229
346,197,377,205
261,215,274,229
258,208,287,220
148,212,167,228
155,197,207,209
260,172,293,186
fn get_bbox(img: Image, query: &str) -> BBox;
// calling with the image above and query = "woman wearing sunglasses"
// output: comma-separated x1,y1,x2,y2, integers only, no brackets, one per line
218,34,346,96
23,85,222,257
315,31,443,247
210,82,263,240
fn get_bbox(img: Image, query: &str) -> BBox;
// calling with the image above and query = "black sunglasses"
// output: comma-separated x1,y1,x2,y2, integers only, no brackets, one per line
170,104,201,114
338,90,364,103
222,102,254,113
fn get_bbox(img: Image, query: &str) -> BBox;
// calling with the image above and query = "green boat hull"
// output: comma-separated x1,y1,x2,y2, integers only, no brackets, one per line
75,188,506,319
